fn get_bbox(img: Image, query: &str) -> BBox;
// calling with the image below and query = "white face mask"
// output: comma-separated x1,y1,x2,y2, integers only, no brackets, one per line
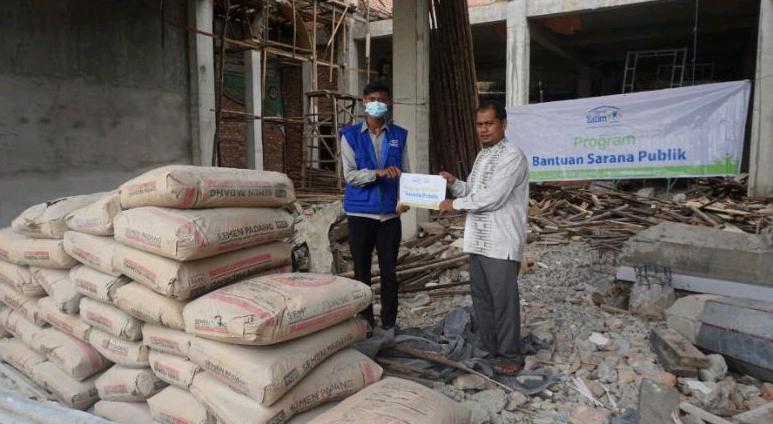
365,101,389,119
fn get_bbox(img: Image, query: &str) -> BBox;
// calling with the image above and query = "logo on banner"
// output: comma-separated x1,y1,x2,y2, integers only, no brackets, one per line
585,106,622,125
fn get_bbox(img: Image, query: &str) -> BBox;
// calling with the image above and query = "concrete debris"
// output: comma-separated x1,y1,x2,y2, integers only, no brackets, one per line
568,406,610,424
629,275,675,319
699,355,728,383
505,391,528,411
588,333,610,347
761,383,773,401
666,294,773,382
733,401,773,424
293,201,345,274
650,327,710,377
419,221,445,235
638,378,679,424
452,374,487,391
618,222,773,291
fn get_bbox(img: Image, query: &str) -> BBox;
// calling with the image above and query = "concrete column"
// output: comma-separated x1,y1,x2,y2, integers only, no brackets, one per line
749,0,773,198
393,0,430,240
506,0,529,106
244,50,263,170
188,0,216,166
338,19,361,97
302,62,319,167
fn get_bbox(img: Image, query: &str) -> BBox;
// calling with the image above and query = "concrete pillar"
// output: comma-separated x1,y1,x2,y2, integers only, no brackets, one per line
506,0,529,106
393,0,430,240
302,62,319,167
338,19,361,97
188,0,216,166
244,50,263,170
749,0,773,198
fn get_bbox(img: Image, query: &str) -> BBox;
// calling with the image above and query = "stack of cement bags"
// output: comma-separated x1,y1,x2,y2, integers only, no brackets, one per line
181,272,382,424
0,193,115,411
100,165,294,423
0,165,391,423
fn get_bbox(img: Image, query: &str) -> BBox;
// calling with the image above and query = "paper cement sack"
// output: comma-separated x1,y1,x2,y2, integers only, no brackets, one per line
94,400,153,424
33,361,100,410
0,338,46,378
188,318,366,406
38,297,92,341
0,307,46,353
113,282,185,330
89,328,149,368
119,165,295,209
309,377,472,424
63,231,121,276
30,267,82,314
114,207,294,261
0,228,77,268
95,364,167,401
149,386,216,424
149,350,201,389
65,192,121,236
142,324,195,357
70,265,130,303
0,260,43,297
0,284,46,326
11,192,108,239
33,327,108,381
113,242,292,300
79,297,143,341
190,349,382,424
183,273,371,345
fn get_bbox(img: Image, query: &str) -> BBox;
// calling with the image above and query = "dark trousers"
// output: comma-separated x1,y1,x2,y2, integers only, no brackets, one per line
348,216,401,328
470,254,522,362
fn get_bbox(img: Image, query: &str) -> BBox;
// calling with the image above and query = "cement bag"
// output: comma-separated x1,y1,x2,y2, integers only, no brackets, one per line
79,297,143,341
96,364,167,401
0,338,46,378
113,282,185,330
33,327,108,381
0,229,77,268
38,297,92,341
113,242,292,300
0,307,46,353
33,361,100,410
149,350,201,389
149,386,216,424
0,260,44,297
191,349,382,424
65,192,121,236
30,267,82,314
114,206,294,261
0,284,46,326
89,328,149,368
119,165,295,209
309,377,472,424
142,324,194,357
70,265,130,303
94,400,153,424
11,192,108,239
188,319,366,406
183,273,371,345
63,231,121,276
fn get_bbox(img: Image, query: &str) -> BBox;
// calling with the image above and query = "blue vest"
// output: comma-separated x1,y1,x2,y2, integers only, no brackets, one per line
341,123,408,214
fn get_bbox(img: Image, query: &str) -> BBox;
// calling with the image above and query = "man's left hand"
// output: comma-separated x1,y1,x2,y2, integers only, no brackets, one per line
438,199,455,213
396,203,410,215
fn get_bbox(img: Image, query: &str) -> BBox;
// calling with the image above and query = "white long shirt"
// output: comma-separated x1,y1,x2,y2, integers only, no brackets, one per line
450,139,529,261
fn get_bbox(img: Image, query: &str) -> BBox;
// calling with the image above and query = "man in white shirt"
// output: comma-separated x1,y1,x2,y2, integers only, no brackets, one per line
439,100,529,374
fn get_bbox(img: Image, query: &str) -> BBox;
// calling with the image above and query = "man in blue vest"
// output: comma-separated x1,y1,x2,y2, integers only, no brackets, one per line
340,81,409,332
